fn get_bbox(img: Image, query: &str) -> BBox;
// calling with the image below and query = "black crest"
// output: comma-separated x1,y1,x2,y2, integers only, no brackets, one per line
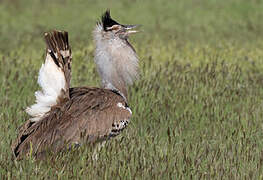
101,10,120,31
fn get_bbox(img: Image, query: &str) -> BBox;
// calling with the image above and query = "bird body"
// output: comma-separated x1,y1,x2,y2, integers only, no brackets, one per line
12,87,131,159
11,10,139,159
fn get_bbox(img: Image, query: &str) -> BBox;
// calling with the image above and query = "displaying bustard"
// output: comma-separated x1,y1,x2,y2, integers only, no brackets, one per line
11,10,140,159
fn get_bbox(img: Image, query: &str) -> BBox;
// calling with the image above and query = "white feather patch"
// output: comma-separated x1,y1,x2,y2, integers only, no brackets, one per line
117,102,132,114
26,54,66,122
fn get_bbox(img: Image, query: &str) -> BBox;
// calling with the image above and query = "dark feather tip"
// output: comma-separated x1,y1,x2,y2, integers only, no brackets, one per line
101,10,120,31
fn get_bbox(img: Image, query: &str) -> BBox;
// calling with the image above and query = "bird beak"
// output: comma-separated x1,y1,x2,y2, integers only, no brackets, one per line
123,24,141,34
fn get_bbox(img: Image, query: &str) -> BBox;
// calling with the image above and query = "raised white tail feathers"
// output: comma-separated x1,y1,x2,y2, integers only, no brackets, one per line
26,54,66,121
26,31,71,122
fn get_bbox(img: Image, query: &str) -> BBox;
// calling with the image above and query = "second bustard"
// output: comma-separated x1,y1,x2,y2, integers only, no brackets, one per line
11,10,140,159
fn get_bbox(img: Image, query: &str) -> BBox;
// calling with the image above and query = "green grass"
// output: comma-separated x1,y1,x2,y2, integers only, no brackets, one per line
1,0,263,179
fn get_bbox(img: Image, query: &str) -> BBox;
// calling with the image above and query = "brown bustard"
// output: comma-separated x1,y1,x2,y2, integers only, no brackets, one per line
11,10,139,160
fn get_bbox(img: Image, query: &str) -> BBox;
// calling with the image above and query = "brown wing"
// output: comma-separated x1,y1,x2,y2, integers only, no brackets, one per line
11,87,132,160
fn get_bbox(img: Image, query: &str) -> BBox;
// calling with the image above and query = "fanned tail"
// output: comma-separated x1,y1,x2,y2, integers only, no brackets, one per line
26,30,72,122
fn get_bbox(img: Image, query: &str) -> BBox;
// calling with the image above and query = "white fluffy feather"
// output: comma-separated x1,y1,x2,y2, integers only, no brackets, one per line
26,54,66,122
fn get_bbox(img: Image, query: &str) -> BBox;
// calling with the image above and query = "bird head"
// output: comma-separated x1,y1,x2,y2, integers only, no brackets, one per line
101,10,140,40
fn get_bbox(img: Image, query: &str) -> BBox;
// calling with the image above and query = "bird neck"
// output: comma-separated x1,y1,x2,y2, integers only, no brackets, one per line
93,25,139,103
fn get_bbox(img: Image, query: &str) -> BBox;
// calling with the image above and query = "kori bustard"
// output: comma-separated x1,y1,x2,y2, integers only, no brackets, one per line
11,10,139,159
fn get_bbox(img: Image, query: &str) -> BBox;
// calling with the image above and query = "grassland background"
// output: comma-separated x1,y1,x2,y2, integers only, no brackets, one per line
1,0,263,179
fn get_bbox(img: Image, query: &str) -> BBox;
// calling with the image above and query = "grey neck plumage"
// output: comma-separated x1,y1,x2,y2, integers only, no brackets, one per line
93,24,139,102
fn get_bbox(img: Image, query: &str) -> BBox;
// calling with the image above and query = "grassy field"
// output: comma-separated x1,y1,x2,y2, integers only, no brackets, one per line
1,0,263,179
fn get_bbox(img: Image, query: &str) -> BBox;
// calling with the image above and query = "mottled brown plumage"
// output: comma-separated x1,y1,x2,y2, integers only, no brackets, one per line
12,87,131,159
